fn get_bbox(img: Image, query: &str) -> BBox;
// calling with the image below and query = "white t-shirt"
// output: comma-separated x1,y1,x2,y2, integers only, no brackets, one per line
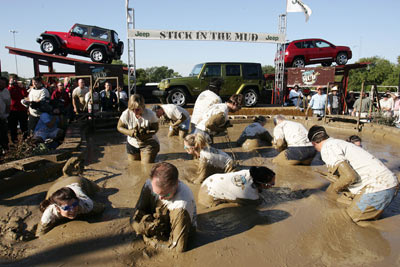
241,122,267,137
289,90,303,99
380,98,394,111
72,86,89,109
196,103,228,132
191,90,222,126
162,104,190,122
144,179,197,225
84,91,100,112
0,89,11,119
201,169,259,201
28,87,50,117
119,108,159,148
273,120,312,147
40,183,94,226
321,138,398,194
200,146,233,169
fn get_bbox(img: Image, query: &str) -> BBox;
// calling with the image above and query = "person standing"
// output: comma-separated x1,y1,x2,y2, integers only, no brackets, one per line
379,93,393,118
306,86,329,117
288,85,303,107
351,91,371,117
7,75,28,143
345,91,356,115
0,77,11,153
26,77,50,135
115,87,128,111
328,86,341,115
100,82,117,112
72,79,89,114
84,86,100,115
308,125,399,225
51,82,71,110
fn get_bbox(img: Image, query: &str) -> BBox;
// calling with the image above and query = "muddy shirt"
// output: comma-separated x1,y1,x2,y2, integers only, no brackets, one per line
161,104,190,122
200,146,233,170
321,138,399,194
273,120,312,147
28,87,50,117
119,108,159,148
40,183,94,226
201,170,259,201
196,103,228,132
191,90,222,126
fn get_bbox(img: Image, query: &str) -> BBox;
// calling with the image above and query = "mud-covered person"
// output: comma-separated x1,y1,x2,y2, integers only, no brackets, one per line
308,125,399,225
117,94,159,163
236,116,273,150
131,162,197,252
184,133,235,184
198,166,275,207
191,78,222,130
346,135,362,147
36,176,104,237
152,104,191,139
195,94,243,143
272,115,316,165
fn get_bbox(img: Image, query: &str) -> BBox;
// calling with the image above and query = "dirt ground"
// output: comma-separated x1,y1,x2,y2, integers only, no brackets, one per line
1,122,400,267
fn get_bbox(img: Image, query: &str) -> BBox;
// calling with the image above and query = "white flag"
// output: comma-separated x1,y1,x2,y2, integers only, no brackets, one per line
286,0,312,22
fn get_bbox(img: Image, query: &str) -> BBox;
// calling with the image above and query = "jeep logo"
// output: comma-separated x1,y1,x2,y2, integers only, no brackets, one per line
135,31,150,38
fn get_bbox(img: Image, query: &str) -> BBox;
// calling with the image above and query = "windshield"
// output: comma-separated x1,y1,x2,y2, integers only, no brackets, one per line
189,64,204,76
113,32,119,43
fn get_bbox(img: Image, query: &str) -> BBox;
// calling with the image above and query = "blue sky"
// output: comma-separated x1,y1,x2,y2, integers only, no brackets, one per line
1,0,399,78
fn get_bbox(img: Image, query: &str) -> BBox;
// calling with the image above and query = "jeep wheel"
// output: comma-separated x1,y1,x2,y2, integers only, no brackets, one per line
321,62,332,67
40,39,57,54
242,88,259,107
167,88,188,107
336,52,348,65
90,48,106,63
292,57,305,68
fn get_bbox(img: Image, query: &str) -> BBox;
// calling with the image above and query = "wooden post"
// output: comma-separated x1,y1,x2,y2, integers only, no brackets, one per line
356,81,365,131
323,82,330,123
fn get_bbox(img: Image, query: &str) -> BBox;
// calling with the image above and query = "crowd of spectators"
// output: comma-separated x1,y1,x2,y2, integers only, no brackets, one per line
0,74,128,158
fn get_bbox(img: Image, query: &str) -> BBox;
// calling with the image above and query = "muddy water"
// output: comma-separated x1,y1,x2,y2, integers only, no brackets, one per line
1,122,400,266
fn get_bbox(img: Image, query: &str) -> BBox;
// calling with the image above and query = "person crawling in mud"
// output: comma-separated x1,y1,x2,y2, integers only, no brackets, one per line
36,176,104,237
152,104,191,139
184,133,235,184
194,94,243,143
198,166,276,207
236,116,273,149
131,162,197,252
272,115,316,165
347,135,362,147
117,94,159,163
308,125,399,225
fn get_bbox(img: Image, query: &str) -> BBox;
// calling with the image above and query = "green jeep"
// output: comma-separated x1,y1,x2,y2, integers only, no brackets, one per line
152,62,265,107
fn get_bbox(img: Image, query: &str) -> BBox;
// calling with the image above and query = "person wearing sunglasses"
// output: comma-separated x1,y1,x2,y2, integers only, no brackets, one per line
36,176,104,237
236,116,273,150
131,162,196,252
117,94,160,163
152,104,191,139
183,133,235,184
198,166,276,208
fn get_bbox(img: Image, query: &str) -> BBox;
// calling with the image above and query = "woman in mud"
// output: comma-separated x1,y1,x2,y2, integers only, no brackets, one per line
36,176,104,237
184,133,235,184
198,166,276,207
117,94,159,163
236,116,273,149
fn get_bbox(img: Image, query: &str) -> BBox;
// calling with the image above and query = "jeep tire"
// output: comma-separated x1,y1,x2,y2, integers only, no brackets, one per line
40,39,57,54
292,57,305,68
336,52,348,65
90,48,106,63
242,88,259,107
167,88,188,107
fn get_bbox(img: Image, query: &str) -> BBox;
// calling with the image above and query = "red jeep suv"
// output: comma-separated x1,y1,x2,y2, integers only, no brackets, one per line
36,23,124,63
279,38,352,68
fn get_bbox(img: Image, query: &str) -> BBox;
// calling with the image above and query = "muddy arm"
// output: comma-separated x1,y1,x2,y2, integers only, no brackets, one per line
168,209,193,252
136,122,159,141
259,131,273,146
117,119,135,137
194,160,210,184
326,161,359,194
35,222,55,237
273,138,287,152
205,113,227,133
171,113,187,128
236,133,247,146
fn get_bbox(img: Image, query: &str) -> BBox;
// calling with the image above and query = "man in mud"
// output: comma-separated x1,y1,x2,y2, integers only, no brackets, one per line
272,115,316,165
308,125,399,225
131,162,197,252
152,104,191,138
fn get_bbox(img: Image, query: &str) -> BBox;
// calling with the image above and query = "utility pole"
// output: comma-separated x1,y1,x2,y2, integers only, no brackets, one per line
9,30,19,75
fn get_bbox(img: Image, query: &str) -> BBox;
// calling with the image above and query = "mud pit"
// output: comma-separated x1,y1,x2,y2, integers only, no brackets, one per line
1,121,400,266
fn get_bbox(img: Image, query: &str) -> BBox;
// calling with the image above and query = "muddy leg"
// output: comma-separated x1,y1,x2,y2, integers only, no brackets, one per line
128,153,141,162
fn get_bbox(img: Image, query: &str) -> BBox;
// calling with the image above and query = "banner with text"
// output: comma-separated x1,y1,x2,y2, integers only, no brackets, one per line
128,29,285,43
